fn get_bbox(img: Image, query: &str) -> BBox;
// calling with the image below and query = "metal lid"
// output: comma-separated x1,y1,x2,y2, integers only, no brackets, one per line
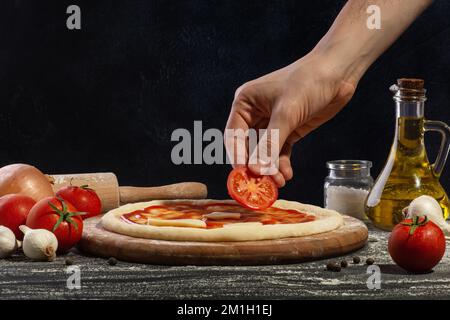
326,160,372,170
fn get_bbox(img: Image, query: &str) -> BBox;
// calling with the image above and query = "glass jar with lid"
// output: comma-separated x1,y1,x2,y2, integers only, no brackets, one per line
324,160,373,220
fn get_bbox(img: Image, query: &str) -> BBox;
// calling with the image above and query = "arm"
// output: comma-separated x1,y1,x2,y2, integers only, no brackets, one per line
315,0,433,84
225,0,433,187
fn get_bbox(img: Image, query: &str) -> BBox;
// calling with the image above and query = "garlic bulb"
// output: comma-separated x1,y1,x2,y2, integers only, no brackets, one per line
19,225,58,261
404,195,450,236
0,226,17,258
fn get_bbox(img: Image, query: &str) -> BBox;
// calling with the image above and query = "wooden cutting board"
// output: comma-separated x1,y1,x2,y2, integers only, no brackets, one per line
79,215,368,265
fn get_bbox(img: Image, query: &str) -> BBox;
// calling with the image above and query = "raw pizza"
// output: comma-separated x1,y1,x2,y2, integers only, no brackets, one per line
101,199,344,242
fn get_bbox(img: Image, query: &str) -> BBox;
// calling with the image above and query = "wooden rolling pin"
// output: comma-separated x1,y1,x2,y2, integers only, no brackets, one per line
48,173,207,212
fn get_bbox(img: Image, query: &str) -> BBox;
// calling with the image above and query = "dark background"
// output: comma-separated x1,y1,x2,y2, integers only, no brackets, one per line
1,0,449,206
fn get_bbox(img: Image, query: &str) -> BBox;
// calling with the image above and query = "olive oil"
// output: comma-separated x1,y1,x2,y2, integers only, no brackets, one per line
366,79,450,230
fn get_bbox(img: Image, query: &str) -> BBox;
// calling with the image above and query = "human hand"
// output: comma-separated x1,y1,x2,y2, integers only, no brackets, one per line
225,0,433,188
225,51,356,187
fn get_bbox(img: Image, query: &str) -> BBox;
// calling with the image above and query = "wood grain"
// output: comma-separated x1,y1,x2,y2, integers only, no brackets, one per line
50,173,208,212
50,173,121,211
118,182,207,203
78,215,368,265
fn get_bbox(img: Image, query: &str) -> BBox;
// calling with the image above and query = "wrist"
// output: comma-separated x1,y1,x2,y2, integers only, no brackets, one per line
310,37,369,87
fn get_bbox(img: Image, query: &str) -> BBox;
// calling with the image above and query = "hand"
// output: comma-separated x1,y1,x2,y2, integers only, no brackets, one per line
225,0,432,187
225,51,356,187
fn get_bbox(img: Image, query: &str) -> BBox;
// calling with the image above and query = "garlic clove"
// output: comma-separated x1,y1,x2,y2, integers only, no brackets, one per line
19,225,58,262
0,226,17,258
401,206,409,219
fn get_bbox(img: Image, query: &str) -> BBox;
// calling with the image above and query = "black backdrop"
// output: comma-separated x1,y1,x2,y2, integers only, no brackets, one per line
1,0,450,206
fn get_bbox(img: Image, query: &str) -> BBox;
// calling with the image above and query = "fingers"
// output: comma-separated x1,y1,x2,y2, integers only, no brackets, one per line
224,109,250,168
248,106,293,180
279,143,293,181
226,84,300,188
271,172,287,188
270,143,293,188
226,103,292,188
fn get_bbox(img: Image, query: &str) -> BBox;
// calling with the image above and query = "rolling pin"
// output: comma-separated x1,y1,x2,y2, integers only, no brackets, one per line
48,173,207,212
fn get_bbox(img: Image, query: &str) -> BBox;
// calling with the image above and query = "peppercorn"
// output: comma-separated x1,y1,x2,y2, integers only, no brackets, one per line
352,256,361,264
332,265,341,272
107,257,118,266
65,257,74,266
366,258,375,265
340,260,348,268
326,262,341,272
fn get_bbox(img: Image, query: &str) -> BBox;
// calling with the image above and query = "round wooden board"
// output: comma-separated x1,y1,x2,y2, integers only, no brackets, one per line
78,215,368,265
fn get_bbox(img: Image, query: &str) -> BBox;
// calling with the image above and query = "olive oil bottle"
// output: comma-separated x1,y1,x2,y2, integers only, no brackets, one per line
366,79,450,230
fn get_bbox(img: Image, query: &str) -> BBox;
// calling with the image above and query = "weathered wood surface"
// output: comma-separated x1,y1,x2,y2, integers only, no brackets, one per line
78,215,368,265
1,224,450,299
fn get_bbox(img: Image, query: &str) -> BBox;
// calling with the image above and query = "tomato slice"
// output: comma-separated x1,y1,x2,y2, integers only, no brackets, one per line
227,167,278,210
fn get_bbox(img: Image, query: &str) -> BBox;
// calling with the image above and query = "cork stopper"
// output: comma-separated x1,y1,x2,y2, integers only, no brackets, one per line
397,78,424,90
390,78,426,101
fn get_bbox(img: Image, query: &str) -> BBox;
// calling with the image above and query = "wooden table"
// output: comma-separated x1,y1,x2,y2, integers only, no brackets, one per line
1,224,449,299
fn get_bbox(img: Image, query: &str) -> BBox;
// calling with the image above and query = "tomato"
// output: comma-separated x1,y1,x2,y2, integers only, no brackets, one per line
227,167,278,210
56,185,102,219
388,216,446,273
26,197,84,253
0,194,36,240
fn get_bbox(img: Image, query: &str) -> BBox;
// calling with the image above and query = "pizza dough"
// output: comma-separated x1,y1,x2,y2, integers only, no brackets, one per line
101,199,344,242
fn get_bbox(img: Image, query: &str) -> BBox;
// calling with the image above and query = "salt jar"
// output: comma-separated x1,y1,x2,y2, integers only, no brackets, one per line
324,160,373,220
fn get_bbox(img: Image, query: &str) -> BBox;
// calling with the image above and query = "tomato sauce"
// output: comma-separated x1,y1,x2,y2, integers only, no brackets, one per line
122,202,315,229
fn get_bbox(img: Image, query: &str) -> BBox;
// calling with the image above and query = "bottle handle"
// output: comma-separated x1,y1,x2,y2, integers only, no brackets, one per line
425,120,450,177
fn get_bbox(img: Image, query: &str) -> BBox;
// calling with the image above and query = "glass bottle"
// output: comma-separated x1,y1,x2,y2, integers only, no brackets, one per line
366,78,450,230
324,160,373,220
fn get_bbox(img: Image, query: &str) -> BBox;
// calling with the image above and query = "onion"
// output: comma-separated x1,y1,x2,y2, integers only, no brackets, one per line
404,195,450,236
0,164,54,201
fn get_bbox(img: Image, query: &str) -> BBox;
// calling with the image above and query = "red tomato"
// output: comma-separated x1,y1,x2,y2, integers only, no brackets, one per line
26,197,84,253
0,194,36,240
388,216,446,273
56,185,102,219
227,167,278,210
